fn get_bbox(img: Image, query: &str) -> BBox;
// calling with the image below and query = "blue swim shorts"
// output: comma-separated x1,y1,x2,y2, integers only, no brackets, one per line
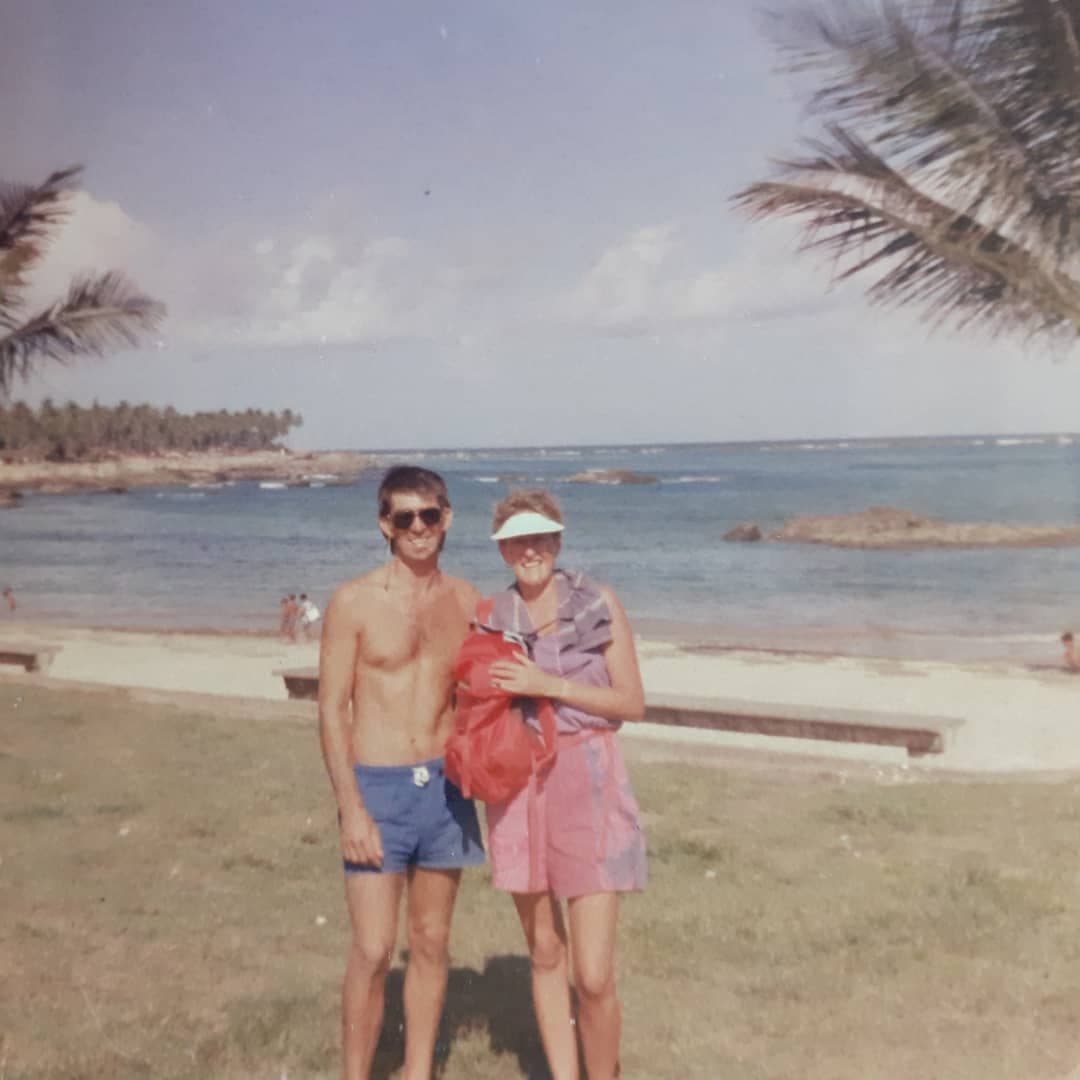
344,758,485,875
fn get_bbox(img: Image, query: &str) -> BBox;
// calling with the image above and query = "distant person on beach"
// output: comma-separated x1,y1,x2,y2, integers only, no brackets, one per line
1062,631,1080,672
278,595,296,640
297,593,321,641
318,465,483,1080
475,489,647,1080
2,587,15,613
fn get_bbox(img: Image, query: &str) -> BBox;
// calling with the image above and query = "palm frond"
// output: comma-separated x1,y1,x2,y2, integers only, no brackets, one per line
953,1,1080,239
0,271,166,398
766,3,1080,252
0,166,82,299
979,0,1080,100
738,0,1080,339
735,128,1080,337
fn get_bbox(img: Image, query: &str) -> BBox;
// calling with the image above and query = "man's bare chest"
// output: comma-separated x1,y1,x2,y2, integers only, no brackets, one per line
359,595,466,673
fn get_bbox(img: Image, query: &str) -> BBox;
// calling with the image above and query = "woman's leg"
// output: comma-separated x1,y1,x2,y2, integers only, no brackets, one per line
512,891,579,1080
567,891,621,1080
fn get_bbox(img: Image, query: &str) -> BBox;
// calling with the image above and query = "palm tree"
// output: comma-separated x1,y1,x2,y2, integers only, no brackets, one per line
0,166,166,399
733,0,1080,340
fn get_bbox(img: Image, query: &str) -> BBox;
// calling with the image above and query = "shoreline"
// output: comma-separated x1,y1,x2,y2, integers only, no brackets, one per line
631,615,1071,668
0,448,372,497
3,619,1080,774
4,610,1073,670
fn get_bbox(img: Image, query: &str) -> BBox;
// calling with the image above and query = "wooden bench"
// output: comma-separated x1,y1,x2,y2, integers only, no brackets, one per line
644,693,962,758
274,666,319,701
273,668,961,756
0,644,60,673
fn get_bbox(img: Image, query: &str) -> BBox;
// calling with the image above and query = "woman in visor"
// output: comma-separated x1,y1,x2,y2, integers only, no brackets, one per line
480,488,647,1080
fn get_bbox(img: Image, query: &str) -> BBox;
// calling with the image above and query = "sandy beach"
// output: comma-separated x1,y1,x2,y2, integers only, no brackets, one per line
2,620,1077,775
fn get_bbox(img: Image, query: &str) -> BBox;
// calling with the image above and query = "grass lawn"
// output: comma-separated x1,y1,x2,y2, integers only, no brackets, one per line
3,681,1080,1078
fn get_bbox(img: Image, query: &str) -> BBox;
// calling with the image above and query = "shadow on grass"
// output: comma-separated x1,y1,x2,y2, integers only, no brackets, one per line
374,953,548,1079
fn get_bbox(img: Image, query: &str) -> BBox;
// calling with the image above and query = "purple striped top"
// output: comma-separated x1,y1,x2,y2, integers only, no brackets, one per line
479,568,617,734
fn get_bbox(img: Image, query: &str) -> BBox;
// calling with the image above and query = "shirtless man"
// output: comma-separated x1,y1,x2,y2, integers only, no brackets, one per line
318,465,483,1080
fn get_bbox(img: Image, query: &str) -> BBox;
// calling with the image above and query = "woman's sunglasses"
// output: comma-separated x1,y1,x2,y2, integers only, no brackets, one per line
389,506,444,530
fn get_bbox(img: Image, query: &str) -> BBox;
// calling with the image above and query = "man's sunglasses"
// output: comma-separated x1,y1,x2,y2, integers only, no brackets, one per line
389,506,444,530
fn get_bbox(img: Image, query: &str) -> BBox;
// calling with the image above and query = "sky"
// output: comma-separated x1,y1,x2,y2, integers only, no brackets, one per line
6,0,1080,450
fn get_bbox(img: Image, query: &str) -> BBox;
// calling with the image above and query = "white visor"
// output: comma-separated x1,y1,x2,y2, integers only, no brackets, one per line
491,510,565,541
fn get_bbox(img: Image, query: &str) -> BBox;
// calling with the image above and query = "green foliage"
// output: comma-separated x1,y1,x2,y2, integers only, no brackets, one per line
735,1,1080,340
0,399,302,460
0,167,165,397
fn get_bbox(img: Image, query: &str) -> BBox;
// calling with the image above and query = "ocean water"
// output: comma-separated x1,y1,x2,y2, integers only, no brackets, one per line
4,436,1080,662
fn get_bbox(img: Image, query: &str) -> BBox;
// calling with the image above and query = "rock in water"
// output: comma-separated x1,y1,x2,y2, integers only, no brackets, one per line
723,522,763,542
566,469,658,485
772,505,1080,549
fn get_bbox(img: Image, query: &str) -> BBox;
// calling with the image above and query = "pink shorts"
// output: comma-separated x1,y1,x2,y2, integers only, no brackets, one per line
485,730,647,898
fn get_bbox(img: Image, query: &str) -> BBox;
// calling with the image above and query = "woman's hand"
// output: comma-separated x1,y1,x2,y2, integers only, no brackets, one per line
489,654,561,698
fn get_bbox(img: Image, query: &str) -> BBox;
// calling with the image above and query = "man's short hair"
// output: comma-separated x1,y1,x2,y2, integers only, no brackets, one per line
378,465,450,517
491,489,564,534
1063,631,1074,644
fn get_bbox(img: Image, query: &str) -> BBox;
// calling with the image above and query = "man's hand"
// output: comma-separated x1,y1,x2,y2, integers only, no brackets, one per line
340,806,383,868
489,653,560,698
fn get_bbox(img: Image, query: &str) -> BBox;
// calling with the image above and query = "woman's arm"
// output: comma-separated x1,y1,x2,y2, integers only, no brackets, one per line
489,586,646,722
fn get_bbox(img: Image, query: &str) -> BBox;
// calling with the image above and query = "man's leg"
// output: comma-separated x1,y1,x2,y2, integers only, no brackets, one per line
513,892,578,1080
567,892,620,1080
343,871,406,1080
400,867,461,1080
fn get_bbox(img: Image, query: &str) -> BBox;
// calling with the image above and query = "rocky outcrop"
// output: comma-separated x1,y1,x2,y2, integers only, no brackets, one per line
723,522,763,542
772,505,1080,549
0,449,372,499
566,469,658,485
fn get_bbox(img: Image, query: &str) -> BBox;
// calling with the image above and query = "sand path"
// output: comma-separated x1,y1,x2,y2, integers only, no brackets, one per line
2,623,1078,775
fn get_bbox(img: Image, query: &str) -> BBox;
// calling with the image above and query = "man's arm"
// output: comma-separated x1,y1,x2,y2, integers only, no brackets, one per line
459,579,482,621
318,583,383,866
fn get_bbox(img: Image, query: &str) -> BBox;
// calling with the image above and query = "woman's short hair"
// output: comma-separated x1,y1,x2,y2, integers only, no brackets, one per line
491,489,564,533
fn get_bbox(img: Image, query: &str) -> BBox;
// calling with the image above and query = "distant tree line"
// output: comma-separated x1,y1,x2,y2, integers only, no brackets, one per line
0,400,302,461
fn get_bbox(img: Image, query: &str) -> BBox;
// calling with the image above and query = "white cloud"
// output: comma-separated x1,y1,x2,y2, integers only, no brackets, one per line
554,219,851,334
558,224,676,330
183,224,454,348
26,191,159,307
25,190,1061,439
24,190,469,351
25,187,860,364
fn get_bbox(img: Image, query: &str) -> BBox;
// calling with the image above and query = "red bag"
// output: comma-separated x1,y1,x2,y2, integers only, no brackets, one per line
445,602,558,804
